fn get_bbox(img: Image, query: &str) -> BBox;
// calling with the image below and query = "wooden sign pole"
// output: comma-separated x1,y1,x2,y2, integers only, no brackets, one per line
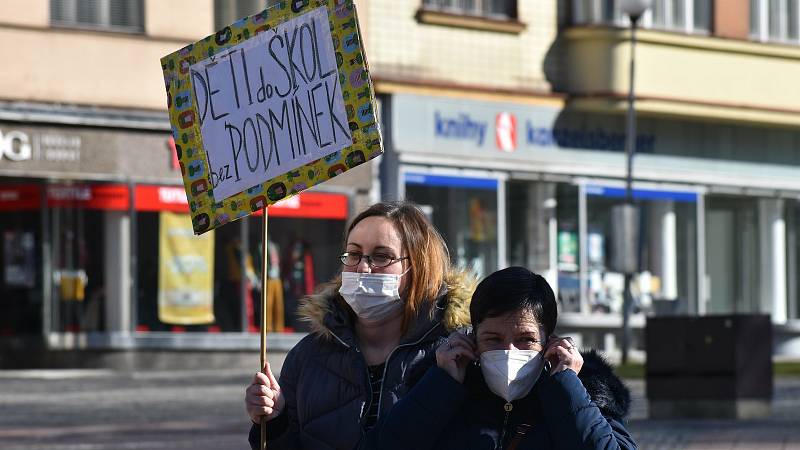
260,207,269,450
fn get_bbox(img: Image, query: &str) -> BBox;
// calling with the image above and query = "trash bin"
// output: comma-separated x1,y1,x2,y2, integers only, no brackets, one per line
645,314,773,419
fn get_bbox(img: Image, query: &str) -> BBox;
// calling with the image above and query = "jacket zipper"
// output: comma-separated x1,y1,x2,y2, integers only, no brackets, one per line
357,347,373,423
497,402,513,450
329,322,443,422
375,322,442,421
329,331,352,349
328,331,373,423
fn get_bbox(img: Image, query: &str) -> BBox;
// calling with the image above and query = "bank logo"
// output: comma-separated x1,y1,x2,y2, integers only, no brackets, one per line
495,112,516,152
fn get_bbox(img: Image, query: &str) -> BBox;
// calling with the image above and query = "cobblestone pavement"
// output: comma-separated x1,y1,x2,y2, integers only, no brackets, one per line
0,369,251,450
0,369,798,449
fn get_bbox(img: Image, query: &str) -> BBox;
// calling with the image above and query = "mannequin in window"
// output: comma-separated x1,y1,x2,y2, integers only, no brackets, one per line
252,240,285,332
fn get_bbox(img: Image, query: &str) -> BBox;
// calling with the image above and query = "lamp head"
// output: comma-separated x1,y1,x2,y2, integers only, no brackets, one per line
620,0,652,21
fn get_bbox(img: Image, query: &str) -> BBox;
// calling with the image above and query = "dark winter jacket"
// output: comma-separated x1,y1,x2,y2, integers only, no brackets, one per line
358,350,638,450
248,271,475,450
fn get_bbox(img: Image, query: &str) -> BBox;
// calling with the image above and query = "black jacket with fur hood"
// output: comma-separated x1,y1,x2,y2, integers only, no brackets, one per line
358,349,637,450
248,270,475,450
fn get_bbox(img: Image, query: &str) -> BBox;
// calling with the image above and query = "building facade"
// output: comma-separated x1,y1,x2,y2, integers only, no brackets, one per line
366,0,800,358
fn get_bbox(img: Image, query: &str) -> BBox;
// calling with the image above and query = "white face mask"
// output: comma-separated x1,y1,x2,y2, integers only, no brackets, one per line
339,272,404,323
479,349,545,403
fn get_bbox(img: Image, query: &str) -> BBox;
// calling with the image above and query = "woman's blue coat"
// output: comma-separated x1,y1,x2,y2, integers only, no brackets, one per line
359,350,638,450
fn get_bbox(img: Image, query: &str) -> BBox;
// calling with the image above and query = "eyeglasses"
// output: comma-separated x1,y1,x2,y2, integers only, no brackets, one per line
339,252,409,269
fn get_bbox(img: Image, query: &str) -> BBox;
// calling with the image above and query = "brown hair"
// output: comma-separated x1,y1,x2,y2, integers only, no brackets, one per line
344,201,451,333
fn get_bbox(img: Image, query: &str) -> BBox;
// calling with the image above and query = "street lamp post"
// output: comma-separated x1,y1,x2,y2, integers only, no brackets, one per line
618,0,651,365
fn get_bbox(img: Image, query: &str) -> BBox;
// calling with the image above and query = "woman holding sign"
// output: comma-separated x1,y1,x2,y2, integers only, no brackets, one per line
244,201,475,450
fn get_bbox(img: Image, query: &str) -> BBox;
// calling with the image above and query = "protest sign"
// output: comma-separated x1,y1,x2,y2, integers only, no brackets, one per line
161,0,381,234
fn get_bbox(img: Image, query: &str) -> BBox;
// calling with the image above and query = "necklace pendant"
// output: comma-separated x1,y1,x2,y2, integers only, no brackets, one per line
504,402,513,412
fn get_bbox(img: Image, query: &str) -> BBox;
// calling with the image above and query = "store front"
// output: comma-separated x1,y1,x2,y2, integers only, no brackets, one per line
380,93,800,357
0,119,367,363
133,187,349,336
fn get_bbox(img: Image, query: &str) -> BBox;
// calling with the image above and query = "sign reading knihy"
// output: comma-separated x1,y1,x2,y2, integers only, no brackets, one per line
161,0,382,234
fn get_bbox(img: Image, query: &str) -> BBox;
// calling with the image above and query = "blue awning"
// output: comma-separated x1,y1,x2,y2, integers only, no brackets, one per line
405,173,498,190
586,185,698,202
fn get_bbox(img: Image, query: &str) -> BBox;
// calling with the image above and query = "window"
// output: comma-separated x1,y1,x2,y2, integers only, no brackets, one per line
580,188,698,316
422,0,518,20
215,0,268,30
790,200,800,320
51,0,143,33
404,173,501,279
0,184,43,335
705,196,762,315
751,0,800,43
50,206,107,332
571,0,711,33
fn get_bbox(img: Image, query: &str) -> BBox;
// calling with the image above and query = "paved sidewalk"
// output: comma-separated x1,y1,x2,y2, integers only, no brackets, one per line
624,378,800,449
0,369,798,449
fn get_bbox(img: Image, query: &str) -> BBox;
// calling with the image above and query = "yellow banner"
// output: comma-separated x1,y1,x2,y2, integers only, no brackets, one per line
158,211,215,325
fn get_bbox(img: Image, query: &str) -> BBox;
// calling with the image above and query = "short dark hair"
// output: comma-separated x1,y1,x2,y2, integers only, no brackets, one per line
469,266,558,337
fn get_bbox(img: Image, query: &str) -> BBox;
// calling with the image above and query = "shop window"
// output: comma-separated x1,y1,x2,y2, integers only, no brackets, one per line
135,211,235,333
50,207,106,332
405,173,500,280
555,184,581,313
51,0,144,33
47,183,135,333
705,196,762,315
507,181,556,272
571,0,711,33
133,186,348,334
582,187,698,316
790,201,800,320
750,0,800,44
213,222,246,332
242,214,345,333
0,184,43,335
135,212,162,332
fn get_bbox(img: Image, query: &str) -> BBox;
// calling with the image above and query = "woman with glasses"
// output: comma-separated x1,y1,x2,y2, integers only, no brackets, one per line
358,266,637,450
245,201,475,450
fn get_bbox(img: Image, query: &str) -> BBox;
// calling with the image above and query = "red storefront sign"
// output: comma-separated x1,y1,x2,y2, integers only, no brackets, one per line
252,192,348,220
0,184,41,211
0,184,131,211
135,185,189,213
135,186,346,219
0,183,348,219
47,184,130,210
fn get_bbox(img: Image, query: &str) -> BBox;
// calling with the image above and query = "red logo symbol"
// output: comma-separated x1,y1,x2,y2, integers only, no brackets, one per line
495,113,516,152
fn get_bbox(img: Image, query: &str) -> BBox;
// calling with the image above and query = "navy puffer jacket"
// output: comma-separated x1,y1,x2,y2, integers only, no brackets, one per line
358,350,638,450
248,271,475,450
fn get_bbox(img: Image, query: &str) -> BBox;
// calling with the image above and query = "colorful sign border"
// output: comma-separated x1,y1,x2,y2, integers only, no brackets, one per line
161,0,381,234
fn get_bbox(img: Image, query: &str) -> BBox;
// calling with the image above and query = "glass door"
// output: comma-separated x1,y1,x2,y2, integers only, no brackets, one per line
705,195,761,314
49,189,106,332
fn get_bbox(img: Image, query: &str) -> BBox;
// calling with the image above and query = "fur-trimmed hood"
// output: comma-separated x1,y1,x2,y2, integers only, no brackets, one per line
296,269,476,342
578,349,632,419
